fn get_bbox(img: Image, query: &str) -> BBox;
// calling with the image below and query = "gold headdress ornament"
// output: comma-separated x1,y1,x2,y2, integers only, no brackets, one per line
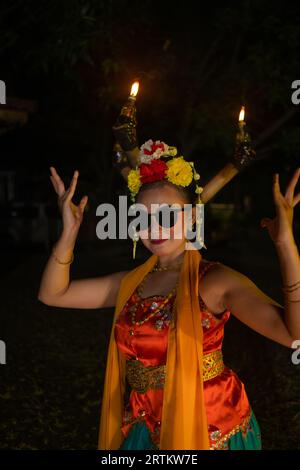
127,139,204,204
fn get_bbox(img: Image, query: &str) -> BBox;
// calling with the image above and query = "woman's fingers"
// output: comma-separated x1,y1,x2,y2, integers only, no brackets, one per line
49,174,56,190
272,173,285,208
273,172,293,212
65,170,79,202
293,192,300,207
285,167,300,205
78,195,88,214
50,168,87,224
50,166,65,196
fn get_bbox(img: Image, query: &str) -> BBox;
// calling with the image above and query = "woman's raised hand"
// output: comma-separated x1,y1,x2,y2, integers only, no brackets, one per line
49,166,88,236
261,167,300,246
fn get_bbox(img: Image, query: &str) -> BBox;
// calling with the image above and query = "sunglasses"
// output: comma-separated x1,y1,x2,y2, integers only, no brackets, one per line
129,204,191,230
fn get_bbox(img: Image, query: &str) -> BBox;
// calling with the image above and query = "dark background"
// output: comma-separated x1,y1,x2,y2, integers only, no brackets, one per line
0,0,300,449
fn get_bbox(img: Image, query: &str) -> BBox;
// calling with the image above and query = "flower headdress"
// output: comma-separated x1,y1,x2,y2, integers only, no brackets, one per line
127,139,203,204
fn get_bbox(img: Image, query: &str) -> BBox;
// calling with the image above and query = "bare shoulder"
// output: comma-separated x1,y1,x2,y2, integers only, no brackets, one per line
200,260,283,306
199,258,229,280
200,258,245,281
200,260,275,307
198,259,252,313
198,259,232,314
211,262,259,289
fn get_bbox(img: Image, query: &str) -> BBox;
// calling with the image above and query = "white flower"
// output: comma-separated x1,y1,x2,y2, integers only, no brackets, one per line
139,153,154,164
138,139,176,164
154,140,170,156
140,139,153,153
152,148,164,159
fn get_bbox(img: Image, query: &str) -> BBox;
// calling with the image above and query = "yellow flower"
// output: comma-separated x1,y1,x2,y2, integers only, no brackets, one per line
166,157,193,187
128,169,141,195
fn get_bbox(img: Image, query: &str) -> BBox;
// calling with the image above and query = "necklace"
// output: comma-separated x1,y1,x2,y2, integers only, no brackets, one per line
131,274,178,326
152,259,183,272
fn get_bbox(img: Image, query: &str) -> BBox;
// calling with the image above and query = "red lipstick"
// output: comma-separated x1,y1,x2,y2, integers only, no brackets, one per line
150,239,168,245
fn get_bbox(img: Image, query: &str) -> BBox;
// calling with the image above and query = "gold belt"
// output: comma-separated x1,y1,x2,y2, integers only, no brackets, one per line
126,350,225,394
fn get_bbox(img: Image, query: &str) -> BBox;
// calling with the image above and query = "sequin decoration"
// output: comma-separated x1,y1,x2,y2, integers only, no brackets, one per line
210,412,252,450
154,305,173,330
150,302,159,310
202,317,211,329
210,429,222,441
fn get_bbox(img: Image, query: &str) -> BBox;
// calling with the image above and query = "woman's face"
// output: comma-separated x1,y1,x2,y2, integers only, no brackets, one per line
135,184,195,256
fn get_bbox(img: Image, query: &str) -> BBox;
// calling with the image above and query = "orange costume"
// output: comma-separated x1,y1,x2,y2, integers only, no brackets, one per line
98,249,262,450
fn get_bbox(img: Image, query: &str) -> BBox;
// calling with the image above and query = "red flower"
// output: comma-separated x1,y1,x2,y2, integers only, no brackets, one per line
140,159,168,183
153,142,165,152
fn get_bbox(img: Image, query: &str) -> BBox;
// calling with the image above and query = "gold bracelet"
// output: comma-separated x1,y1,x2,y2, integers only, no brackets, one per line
52,246,74,265
282,280,300,290
282,284,300,293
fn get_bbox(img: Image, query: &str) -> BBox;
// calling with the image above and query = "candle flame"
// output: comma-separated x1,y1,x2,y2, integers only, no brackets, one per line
239,106,245,122
130,81,139,97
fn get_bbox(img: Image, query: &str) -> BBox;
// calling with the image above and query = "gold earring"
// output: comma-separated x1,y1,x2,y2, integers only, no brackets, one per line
195,199,207,250
132,227,139,259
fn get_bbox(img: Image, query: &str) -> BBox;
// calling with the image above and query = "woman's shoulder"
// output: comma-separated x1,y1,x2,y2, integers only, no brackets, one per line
199,258,247,290
198,259,231,316
199,258,223,274
199,258,237,287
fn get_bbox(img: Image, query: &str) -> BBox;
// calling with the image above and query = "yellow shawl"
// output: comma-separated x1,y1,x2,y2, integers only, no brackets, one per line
98,247,210,450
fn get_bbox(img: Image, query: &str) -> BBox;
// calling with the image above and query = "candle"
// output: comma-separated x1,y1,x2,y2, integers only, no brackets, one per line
238,106,245,122
129,81,139,100
112,80,140,162
118,81,140,122
238,105,246,140
231,104,256,171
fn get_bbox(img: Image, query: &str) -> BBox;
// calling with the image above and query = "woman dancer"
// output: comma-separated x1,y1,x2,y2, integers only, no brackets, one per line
38,141,300,450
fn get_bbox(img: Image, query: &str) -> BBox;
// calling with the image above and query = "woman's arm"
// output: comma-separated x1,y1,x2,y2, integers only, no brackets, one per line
37,230,128,309
38,166,128,309
217,263,295,348
219,168,300,349
275,239,300,342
